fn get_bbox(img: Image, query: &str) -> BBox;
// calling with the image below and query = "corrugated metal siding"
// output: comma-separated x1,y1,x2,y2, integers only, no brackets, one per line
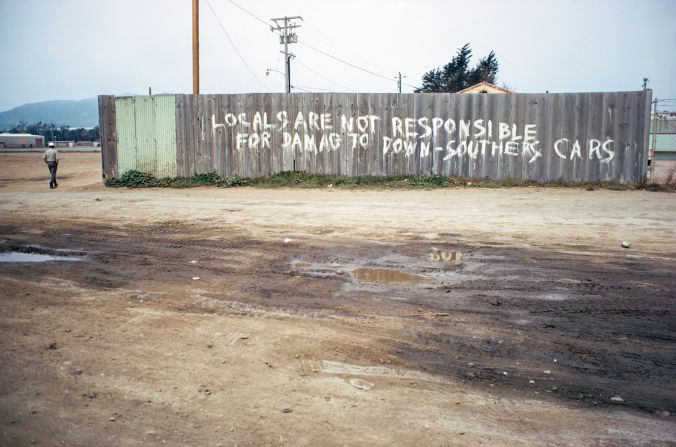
114,96,177,177
115,97,136,176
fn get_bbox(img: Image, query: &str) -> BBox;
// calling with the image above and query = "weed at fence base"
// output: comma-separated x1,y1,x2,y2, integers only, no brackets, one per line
104,170,675,192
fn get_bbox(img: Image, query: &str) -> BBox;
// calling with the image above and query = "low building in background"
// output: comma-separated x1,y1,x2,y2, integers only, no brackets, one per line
53,140,75,148
0,133,45,148
75,140,100,147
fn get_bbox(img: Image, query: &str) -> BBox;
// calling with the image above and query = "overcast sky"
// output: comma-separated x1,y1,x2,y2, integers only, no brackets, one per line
0,0,674,112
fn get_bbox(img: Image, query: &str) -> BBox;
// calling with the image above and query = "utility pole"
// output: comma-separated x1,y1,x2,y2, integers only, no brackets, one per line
396,72,406,94
192,0,199,95
642,77,649,90
270,16,302,93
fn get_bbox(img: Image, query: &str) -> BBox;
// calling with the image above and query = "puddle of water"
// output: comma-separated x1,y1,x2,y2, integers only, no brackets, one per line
0,251,85,263
535,293,570,301
353,268,431,285
510,319,532,325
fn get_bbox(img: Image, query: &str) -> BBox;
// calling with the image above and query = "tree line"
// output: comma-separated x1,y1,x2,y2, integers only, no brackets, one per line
415,43,501,93
8,120,100,142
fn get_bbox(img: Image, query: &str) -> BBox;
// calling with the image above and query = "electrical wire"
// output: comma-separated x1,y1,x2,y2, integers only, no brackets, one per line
214,0,419,93
291,85,312,93
292,85,334,93
301,22,396,77
298,40,395,83
294,58,354,92
205,0,269,91
223,0,271,28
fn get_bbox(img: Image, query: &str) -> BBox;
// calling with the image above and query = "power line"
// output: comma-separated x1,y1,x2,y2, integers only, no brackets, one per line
223,0,271,28
301,22,397,76
298,40,395,83
294,58,354,92
291,85,312,93
297,40,420,92
292,85,334,93
212,2,419,93
219,0,282,74
205,0,268,91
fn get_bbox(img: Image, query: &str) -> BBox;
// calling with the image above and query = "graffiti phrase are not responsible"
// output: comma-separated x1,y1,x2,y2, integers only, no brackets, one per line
212,111,615,164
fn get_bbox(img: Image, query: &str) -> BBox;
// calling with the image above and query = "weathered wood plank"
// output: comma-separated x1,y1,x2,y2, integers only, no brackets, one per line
98,95,118,179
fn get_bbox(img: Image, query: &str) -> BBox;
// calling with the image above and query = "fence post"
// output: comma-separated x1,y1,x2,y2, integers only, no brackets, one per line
649,99,658,182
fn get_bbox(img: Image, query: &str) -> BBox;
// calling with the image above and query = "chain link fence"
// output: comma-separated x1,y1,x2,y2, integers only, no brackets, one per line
649,99,676,184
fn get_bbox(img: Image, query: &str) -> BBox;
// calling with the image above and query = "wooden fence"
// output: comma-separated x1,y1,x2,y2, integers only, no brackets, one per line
99,90,652,183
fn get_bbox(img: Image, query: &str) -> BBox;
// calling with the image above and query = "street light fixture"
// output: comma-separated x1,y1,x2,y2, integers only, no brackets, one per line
266,68,284,77
266,68,289,92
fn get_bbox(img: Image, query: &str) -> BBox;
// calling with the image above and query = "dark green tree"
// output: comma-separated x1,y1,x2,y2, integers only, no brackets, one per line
416,44,500,93
467,51,499,86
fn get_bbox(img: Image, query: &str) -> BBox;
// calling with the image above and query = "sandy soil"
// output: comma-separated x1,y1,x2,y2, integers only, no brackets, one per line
0,153,675,446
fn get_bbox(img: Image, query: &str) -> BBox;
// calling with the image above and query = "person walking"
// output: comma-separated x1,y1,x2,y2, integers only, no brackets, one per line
43,142,60,189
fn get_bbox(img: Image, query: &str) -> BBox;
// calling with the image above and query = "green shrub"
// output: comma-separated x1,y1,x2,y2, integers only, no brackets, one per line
408,175,449,187
218,176,251,188
105,170,158,188
104,170,675,192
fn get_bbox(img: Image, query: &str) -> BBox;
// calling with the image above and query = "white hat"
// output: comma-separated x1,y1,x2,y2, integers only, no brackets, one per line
48,142,55,147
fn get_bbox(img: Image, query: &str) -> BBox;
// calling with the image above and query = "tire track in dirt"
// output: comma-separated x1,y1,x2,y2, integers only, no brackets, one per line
1,220,674,417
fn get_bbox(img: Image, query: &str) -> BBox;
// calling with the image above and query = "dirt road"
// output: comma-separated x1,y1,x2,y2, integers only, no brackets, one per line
1,153,675,446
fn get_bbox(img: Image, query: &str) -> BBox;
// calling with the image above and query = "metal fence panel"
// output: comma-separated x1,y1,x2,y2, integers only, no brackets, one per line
102,90,652,183
113,96,177,178
649,101,676,184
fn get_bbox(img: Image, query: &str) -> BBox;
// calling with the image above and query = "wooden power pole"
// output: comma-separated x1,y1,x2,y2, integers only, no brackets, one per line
192,0,199,95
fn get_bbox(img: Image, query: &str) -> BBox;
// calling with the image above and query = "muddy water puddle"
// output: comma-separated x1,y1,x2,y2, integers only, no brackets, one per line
0,245,87,263
0,251,86,263
353,268,432,285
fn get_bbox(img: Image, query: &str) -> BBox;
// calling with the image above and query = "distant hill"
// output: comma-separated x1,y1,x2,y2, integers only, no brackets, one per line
0,98,99,130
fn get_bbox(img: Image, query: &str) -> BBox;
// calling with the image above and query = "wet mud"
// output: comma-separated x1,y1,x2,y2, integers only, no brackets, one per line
1,219,673,417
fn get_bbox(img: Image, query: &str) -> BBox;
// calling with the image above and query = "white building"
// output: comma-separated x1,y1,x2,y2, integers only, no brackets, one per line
0,133,45,149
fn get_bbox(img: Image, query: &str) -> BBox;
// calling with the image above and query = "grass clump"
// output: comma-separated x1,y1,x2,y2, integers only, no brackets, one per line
105,170,675,192
408,174,449,187
636,182,675,192
105,170,158,188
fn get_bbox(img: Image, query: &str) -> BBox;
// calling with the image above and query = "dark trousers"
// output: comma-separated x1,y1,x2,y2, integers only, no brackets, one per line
47,162,58,188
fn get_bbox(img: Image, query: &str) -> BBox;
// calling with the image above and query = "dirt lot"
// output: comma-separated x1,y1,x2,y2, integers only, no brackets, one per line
0,152,675,446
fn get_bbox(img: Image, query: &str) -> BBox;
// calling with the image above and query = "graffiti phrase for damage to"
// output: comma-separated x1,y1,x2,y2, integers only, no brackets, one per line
212,111,615,164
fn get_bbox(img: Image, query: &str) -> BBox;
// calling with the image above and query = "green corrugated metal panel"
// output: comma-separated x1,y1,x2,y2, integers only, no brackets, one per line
114,95,177,177
153,96,178,177
115,98,136,176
